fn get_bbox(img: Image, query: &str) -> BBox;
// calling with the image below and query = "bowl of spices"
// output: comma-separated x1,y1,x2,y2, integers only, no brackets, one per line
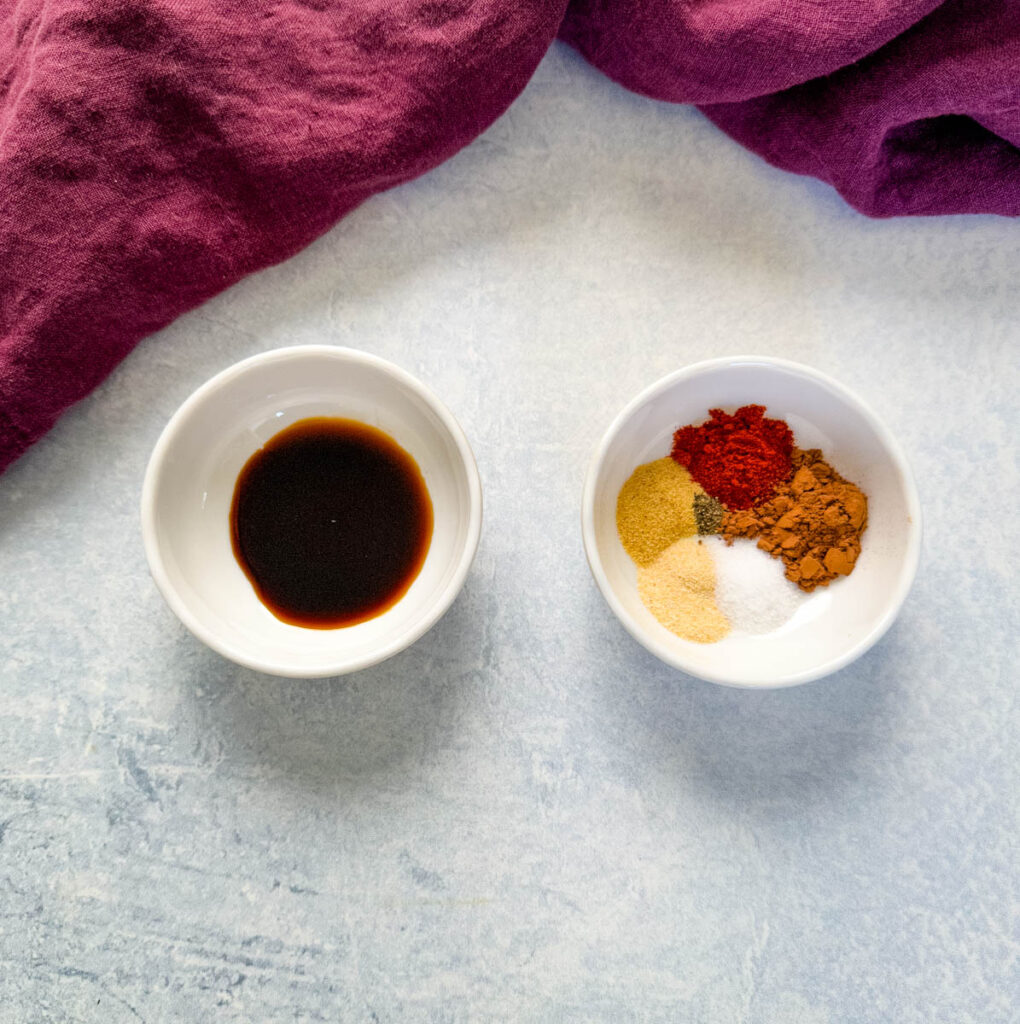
142,346,482,677
582,356,921,688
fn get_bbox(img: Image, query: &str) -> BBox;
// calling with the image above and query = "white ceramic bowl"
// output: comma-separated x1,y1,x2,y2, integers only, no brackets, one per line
582,356,921,688
142,346,482,677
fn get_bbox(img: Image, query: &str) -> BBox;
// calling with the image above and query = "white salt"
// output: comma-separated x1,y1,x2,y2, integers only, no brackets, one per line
709,536,807,635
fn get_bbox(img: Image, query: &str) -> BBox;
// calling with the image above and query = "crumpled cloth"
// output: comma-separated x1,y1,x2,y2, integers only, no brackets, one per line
561,0,1020,216
1,1,1017,473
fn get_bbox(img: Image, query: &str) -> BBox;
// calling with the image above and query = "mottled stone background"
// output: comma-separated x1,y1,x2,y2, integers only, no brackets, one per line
1,45,1016,1024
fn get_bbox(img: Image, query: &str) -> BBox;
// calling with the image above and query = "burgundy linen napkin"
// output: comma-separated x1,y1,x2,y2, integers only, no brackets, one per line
700,0,1020,217
1,1,1017,474
561,0,1020,217
0,0,567,472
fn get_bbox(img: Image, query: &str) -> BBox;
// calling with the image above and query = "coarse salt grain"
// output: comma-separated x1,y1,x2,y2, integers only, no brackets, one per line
708,536,807,635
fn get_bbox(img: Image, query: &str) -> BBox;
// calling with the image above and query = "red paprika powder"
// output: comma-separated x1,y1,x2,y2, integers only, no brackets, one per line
670,405,793,509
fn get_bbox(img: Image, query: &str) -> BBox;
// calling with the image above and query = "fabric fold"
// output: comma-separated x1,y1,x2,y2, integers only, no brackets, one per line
1,0,1017,473
0,0,568,471
699,1,1020,216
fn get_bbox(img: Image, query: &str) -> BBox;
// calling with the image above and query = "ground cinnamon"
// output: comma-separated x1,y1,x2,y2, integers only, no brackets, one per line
720,448,868,592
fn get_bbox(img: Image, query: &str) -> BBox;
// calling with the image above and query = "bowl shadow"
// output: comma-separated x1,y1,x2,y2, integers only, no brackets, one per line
176,574,489,796
586,583,910,822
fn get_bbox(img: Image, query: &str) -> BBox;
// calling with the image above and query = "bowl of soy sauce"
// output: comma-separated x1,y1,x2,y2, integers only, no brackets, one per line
141,346,482,677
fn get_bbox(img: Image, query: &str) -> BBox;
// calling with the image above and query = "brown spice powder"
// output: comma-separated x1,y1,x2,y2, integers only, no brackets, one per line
720,448,868,592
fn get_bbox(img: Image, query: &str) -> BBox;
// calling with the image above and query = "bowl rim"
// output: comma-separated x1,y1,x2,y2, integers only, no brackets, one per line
141,344,483,678
580,355,923,689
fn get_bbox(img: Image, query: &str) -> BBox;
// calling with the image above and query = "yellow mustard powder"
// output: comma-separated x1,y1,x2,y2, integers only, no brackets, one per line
616,457,701,566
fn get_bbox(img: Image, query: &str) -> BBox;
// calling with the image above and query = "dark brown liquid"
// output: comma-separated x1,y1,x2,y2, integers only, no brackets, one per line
230,417,433,629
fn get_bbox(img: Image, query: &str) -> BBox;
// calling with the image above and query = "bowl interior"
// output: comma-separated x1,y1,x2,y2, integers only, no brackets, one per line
146,349,478,676
586,360,920,687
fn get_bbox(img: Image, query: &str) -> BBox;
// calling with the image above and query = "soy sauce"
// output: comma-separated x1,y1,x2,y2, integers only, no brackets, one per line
230,417,433,628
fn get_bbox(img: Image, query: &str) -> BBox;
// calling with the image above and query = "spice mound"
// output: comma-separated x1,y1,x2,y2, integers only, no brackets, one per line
711,537,807,634
615,405,869,643
721,448,868,592
616,458,714,566
638,537,728,643
671,404,793,510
